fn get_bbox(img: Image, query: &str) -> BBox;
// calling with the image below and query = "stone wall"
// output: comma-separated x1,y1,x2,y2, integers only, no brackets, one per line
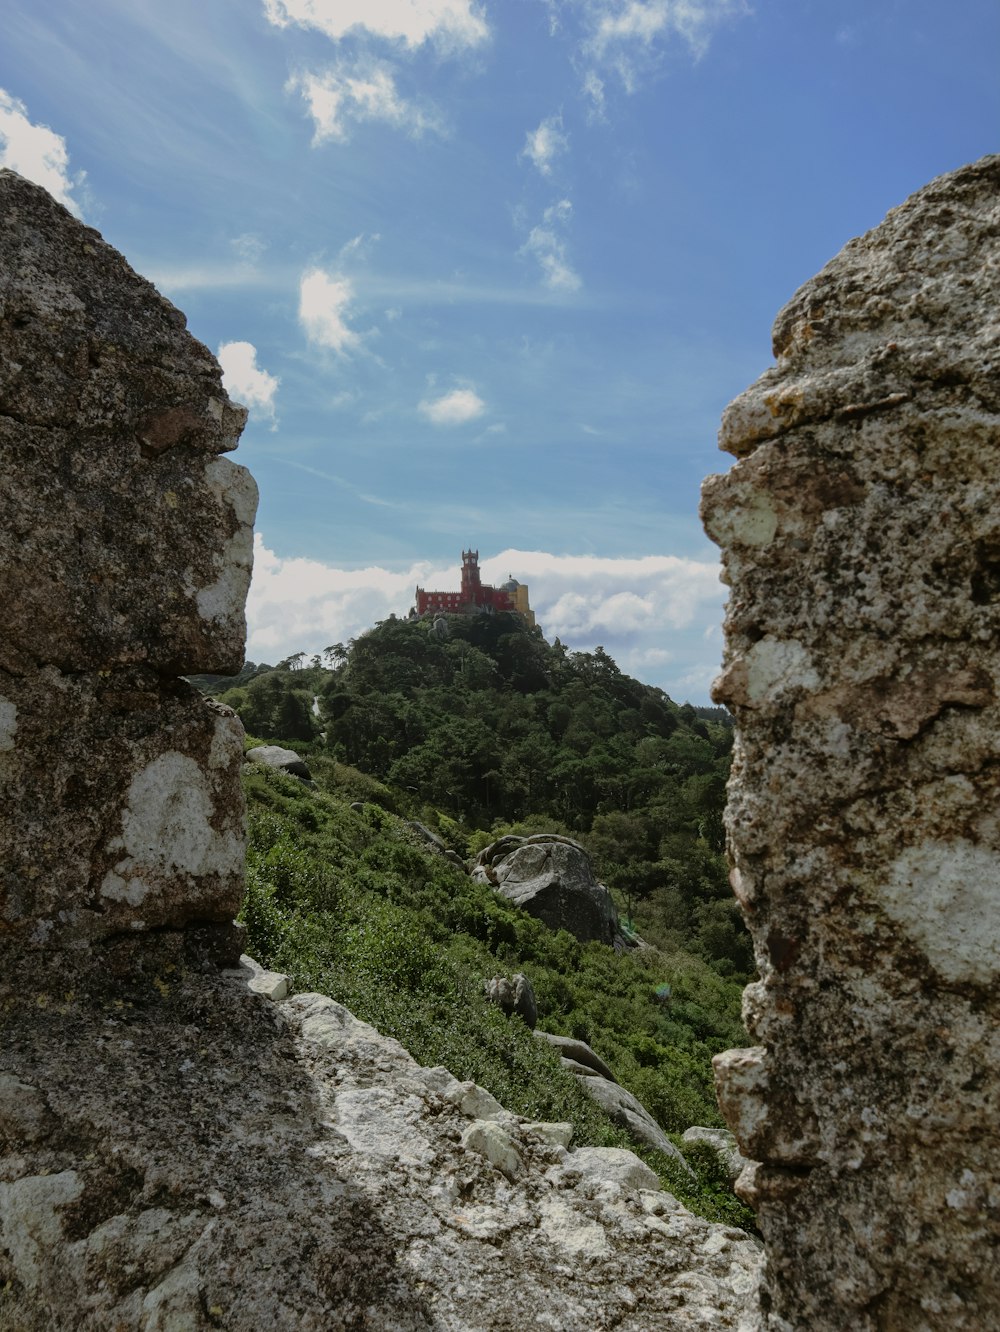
701,156,1000,1329
0,170,257,954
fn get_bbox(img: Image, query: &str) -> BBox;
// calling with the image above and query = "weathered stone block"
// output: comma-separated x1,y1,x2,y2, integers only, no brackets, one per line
0,170,255,952
0,170,256,676
702,155,1000,1329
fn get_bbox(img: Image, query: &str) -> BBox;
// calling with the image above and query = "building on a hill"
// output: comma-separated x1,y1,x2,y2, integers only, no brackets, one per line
414,549,536,627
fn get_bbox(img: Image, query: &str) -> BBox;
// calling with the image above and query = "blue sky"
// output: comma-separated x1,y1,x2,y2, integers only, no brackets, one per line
2,1,997,701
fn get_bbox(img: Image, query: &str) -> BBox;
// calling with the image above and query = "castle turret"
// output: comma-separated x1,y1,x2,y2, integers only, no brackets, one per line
461,549,482,602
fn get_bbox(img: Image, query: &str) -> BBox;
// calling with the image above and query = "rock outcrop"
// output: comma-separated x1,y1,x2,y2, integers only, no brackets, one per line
701,155,1000,1329
485,972,538,1029
0,963,764,1330
0,169,256,957
245,742,313,782
471,834,622,945
534,1031,694,1176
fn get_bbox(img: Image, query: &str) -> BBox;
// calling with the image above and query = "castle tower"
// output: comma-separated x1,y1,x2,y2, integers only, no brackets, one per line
461,548,482,603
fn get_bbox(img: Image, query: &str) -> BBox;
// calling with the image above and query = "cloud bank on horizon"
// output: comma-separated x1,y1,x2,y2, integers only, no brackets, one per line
247,537,725,703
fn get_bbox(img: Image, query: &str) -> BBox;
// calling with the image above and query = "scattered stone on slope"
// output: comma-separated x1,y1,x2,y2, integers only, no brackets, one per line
535,1031,695,1176
484,972,538,1029
245,743,313,782
701,154,1000,1330
682,1128,749,1189
408,820,467,869
471,834,623,945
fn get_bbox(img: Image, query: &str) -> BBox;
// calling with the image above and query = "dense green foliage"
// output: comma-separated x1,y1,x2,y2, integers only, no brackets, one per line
239,761,755,1229
213,613,748,976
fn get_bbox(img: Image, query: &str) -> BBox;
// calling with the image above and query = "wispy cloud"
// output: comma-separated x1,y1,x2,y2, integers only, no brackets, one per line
299,267,364,353
263,0,489,50
245,539,726,701
576,0,748,98
231,232,267,264
521,114,569,177
218,341,279,425
0,89,81,214
588,0,746,60
146,263,285,294
581,69,607,120
418,386,486,425
519,199,581,292
289,61,443,144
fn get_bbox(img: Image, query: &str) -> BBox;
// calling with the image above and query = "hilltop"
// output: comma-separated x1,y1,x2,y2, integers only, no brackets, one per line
198,611,748,976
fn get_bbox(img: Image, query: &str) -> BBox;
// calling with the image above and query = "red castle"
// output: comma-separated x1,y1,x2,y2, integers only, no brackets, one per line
414,550,535,627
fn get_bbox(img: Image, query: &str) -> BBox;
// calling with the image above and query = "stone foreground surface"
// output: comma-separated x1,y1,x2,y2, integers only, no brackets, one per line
0,965,763,1330
0,170,257,950
701,155,1000,1329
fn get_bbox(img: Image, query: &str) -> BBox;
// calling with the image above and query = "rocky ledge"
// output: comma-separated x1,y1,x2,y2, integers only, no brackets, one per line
0,955,762,1330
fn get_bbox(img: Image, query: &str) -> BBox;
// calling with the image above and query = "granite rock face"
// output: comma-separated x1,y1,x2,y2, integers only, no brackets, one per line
0,170,257,952
471,834,621,945
701,155,1000,1330
0,970,763,1330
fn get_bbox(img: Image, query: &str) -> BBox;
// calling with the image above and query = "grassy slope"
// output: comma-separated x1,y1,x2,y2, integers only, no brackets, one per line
240,761,756,1230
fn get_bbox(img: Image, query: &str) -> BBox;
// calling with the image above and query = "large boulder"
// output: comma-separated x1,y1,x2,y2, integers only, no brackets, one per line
485,972,538,1029
245,744,312,782
702,155,1000,1329
471,834,621,945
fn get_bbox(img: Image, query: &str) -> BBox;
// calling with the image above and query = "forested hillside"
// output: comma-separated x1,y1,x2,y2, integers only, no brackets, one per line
196,613,755,1227
203,611,748,976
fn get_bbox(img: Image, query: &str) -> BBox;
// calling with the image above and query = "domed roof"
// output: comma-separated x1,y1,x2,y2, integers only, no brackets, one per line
501,576,520,591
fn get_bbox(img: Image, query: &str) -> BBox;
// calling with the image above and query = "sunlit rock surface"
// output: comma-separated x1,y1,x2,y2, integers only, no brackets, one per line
702,155,1000,1330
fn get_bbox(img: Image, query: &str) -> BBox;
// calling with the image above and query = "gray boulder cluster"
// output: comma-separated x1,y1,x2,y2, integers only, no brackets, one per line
703,155,1000,1328
485,972,538,1029
534,1032,694,1176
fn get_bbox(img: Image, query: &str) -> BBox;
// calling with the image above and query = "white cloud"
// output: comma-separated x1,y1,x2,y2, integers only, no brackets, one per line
299,268,363,353
0,89,81,214
245,539,726,702
231,233,267,264
419,387,486,425
520,199,581,292
589,0,744,59
218,341,279,424
581,69,607,120
289,62,442,144
521,114,568,177
579,1,748,97
263,0,489,50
